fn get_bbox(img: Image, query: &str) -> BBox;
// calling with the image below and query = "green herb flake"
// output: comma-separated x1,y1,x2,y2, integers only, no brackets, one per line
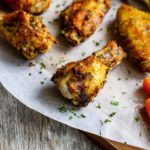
56,4,60,8
96,103,101,109
135,117,140,122
40,81,44,85
104,119,111,123
69,108,77,116
28,73,32,76
78,114,86,118
28,62,36,67
110,100,119,106
95,42,100,46
109,112,116,117
59,105,68,113
69,116,73,120
81,52,86,57
40,62,46,70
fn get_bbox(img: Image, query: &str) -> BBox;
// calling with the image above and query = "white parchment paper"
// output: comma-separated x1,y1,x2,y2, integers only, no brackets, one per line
0,0,150,149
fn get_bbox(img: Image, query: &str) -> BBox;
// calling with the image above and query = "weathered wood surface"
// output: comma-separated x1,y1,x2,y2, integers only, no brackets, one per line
0,84,101,150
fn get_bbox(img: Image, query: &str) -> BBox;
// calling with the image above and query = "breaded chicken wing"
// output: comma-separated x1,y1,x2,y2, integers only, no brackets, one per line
60,0,111,46
116,5,150,72
2,0,51,14
51,41,126,107
0,11,57,60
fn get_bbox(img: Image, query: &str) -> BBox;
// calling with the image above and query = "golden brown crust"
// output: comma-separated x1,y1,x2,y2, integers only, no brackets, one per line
60,0,111,46
51,41,126,107
116,4,150,72
0,11,57,60
3,0,51,14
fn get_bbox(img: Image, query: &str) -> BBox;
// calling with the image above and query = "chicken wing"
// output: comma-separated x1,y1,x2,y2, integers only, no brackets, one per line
51,41,126,107
116,5,150,72
60,0,111,46
2,0,51,14
0,11,57,60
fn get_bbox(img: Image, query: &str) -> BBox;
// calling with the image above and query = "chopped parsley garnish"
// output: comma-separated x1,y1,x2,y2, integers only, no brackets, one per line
110,100,119,106
135,117,140,122
56,4,60,8
40,62,46,70
109,112,116,117
78,114,86,118
69,116,73,120
93,40,100,46
28,62,36,67
95,42,100,46
59,105,86,119
96,103,101,109
40,81,44,85
59,105,68,113
104,119,111,123
81,52,86,56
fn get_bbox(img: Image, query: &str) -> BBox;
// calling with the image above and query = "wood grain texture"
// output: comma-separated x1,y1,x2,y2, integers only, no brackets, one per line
0,84,101,150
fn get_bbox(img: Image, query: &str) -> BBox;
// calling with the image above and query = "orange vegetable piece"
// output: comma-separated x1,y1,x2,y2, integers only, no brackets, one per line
145,98,150,119
143,77,150,95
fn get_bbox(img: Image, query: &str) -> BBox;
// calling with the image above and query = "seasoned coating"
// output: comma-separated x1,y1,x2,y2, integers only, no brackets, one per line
116,5,150,72
51,41,126,107
60,0,111,46
2,0,51,14
0,11,57,60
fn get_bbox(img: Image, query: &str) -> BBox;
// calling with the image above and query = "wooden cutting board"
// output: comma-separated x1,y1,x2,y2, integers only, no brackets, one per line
83,132,145,150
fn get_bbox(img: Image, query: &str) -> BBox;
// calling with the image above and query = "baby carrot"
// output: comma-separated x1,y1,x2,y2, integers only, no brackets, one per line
143,77,150,95
145,98,150,119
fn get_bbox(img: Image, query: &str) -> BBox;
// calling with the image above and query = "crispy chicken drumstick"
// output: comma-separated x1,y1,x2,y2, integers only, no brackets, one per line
51,41,126,107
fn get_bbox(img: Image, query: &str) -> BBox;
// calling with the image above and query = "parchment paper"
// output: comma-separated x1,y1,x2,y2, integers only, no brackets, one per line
0,0,150,149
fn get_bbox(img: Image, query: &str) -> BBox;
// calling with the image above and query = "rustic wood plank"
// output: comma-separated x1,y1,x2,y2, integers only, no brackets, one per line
0,84,100,150
84,133,145,150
